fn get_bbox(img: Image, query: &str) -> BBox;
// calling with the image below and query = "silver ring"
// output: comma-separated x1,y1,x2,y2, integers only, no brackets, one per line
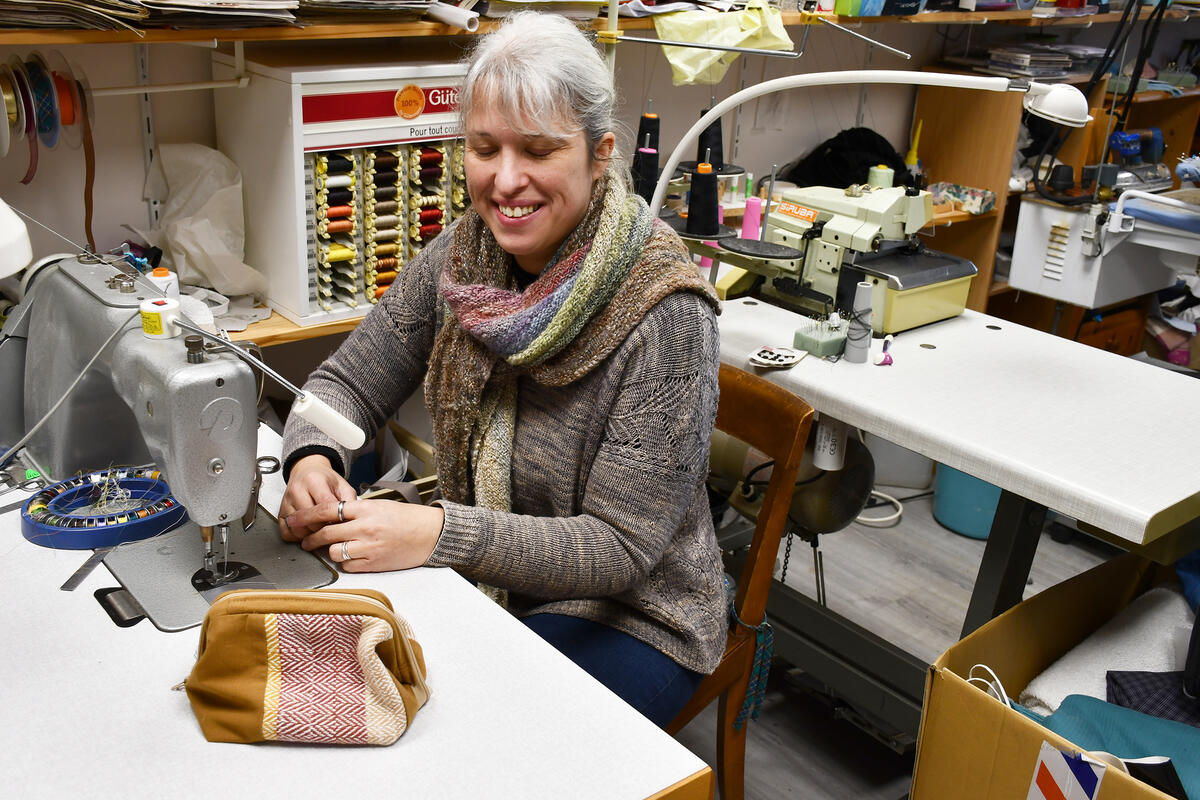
341,540,350,561
337,500,346,523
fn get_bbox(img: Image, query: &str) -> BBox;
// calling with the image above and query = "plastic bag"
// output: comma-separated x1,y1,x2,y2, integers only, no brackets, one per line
133,144,268,299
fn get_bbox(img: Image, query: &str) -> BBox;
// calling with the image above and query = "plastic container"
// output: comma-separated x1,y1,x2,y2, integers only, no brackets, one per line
863,433,933,489
932,464,1002,540
147,266,180,299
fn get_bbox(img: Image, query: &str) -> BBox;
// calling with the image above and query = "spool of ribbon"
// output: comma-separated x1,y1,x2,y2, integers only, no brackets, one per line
9,61,38,185
24,55,59,150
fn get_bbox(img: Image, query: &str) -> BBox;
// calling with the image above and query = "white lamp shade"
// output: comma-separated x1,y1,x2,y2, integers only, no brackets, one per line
1023,83,1092,128
0,199,32,279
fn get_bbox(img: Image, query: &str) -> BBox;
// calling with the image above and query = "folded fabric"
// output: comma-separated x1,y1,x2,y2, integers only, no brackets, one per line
653,0,792,86
1016,695,1200,800
1108,670,1200,728
1018,586,1192,716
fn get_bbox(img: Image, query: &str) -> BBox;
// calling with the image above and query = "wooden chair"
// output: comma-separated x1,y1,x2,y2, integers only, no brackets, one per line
665,363,815,800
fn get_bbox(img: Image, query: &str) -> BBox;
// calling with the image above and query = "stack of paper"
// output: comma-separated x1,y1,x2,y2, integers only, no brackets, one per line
0,0,148,31
296,0,431,16
143,0,297,27
482,0,605,20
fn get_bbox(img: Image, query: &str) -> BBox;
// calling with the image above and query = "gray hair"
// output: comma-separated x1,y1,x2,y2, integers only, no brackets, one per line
459,12,616,153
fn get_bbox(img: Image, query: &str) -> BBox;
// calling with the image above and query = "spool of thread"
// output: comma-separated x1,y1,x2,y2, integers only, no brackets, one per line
373,169,398,186
375,259,398,273
139,297,181,339
323,204,353,220
374,285,390,299
695,111,724,170
370,153,399,171
371,200,398,216
147,266,179,299
321,154,354,173
844,281,873,364
373,185,399,201
372,214,399,229
419,223,443,239
812,416,848,471
632,143,658,205
325,188,354,206
699,207,724,269
867,164,894,189
741,196,763,241
322,173,353,190
685,162,719,238
636,111,660,154
419,149,444,165
419,166,444,183
323,218,354,235
370,242,399,257
418,207,443,224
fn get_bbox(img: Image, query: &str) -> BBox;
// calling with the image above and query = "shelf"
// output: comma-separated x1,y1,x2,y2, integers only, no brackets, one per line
925,208,996,228
228,310,361,348
0,7,1191,47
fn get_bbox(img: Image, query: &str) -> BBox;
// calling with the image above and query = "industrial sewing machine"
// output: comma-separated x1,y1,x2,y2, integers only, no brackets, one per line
0,252,340,631
1009,177,1200,309
708,183,977,334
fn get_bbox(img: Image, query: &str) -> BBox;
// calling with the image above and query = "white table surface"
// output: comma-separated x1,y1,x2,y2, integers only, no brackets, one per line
718,298,1200,546
0,427,709,800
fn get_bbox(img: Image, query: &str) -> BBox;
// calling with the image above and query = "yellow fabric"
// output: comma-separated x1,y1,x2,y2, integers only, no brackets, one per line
653,1,793,86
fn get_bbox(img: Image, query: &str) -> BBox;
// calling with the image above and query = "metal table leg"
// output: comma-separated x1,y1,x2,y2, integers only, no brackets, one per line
960,489,1047,637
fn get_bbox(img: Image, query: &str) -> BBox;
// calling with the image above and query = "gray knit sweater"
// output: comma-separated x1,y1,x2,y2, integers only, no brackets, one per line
283,226,728,674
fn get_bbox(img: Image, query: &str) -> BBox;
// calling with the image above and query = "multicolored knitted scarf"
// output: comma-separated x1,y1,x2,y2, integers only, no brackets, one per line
425,170,719,510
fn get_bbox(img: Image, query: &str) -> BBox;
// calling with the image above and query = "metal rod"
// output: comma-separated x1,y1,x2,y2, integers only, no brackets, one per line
174,319,305,399
613,25,813,59
760,164,778,242
816,17,911,60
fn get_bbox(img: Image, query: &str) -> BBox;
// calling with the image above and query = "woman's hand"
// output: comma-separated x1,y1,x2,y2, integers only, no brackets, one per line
285,499,446,573
278,454,356,542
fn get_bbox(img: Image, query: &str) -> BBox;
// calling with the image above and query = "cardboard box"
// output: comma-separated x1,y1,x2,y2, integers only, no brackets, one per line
911,554,1180,800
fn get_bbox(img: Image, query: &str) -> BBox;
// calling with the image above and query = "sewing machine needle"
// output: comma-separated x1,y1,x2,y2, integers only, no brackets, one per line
60,547,114,592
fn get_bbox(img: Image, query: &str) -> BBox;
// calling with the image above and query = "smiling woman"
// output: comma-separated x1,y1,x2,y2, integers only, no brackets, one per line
278,11,728,729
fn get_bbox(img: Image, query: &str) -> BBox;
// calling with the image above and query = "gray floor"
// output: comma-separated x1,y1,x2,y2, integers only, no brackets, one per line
672,488,1119,799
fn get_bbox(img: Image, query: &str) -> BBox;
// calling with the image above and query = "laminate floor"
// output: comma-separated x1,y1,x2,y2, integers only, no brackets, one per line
672,488,1120,799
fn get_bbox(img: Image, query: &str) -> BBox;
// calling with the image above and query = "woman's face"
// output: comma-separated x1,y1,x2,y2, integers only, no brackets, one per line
464,105,614,275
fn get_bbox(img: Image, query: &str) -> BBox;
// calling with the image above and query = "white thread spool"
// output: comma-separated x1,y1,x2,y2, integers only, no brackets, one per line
812,415,848,472
147,266,180,299
139,297,182,339
844,281,873,364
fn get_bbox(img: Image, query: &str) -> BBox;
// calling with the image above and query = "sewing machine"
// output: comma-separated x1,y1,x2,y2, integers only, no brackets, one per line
0,254,334,631
1009,188,1200,309
710,184,977,334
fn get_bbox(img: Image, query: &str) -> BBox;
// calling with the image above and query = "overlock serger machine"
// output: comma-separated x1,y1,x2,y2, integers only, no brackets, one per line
1,252,357,631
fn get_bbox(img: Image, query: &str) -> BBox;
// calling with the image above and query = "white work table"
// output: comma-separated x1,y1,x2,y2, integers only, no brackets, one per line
0,429,711,800
716,297,1200,740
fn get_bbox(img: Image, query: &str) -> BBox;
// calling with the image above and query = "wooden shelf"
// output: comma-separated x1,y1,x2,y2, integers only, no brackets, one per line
0,7,1191,47
227,310,361,348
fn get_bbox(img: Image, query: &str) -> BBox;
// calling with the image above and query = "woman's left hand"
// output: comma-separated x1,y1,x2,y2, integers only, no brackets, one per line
285,499,445,573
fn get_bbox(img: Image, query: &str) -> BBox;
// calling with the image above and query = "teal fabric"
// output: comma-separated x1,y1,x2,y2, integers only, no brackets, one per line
1014,695,1200,796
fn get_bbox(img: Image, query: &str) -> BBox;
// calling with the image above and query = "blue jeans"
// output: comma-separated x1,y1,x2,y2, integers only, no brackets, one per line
523,613,704,728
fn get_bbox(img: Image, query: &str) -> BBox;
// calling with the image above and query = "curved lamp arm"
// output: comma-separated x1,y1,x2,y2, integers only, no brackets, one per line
650,70,1090,213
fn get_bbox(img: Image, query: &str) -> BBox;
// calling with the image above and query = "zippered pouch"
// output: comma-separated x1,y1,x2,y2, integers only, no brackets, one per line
184,588,430,745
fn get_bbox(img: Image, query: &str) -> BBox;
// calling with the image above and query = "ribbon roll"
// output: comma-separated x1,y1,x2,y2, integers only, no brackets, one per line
12,65,38,185
0,72,15,128
370,214,399,230
51,72,75,126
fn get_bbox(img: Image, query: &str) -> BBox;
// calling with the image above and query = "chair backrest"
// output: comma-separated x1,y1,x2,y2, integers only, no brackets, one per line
716,363,815,628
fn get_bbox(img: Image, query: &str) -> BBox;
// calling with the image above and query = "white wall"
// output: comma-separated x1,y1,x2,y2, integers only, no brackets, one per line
0,43,215,260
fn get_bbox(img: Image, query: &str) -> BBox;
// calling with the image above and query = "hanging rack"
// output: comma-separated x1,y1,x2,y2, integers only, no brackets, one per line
91,40,248,98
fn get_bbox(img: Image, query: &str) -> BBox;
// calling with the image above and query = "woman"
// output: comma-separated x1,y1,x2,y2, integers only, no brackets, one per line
279,12,726,727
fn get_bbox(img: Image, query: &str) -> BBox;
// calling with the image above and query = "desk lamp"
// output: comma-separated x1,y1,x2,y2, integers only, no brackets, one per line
650,70,1092,213
0,198,32,279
